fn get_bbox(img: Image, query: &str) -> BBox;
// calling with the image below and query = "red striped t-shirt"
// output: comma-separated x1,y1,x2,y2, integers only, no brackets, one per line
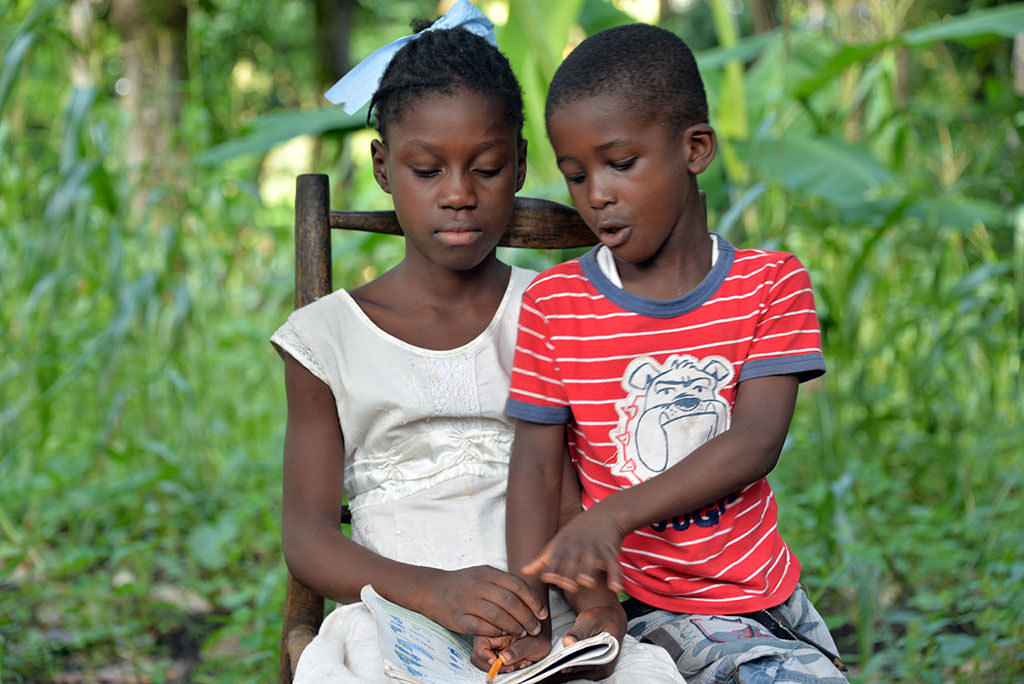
506,238,825,614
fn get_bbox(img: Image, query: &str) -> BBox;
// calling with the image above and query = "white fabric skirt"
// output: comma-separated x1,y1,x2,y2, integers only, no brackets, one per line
294,592,686,683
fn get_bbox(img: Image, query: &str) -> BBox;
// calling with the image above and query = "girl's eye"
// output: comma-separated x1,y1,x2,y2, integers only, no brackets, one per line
564,172,585,184
611,157,637,171
474,167,503,177
412,168,440,178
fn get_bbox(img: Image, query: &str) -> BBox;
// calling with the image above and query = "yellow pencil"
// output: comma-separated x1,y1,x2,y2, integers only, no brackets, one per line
485,656,504,683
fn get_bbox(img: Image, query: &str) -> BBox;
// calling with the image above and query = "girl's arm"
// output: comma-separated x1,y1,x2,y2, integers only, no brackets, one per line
523,373,799,592
280,353,546,638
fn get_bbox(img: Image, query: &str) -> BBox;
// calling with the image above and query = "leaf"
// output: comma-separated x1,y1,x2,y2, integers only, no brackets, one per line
188,518,239,571
695,30,780,72
0,32,34,116
907,194,1012,229
741,135,895,205
902,4,1024,45
790,40,894,100
61,87,97,172
500,0,585,188
577,0,634,35
195,107,366,166
716,182,765,239
792,5,1024,99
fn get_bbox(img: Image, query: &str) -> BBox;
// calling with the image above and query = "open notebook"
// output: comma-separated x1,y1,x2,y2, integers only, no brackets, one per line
361,585,619,684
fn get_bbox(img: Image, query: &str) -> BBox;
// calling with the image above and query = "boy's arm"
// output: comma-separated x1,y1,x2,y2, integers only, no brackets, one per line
525,373,798,592
506,419,566,609
479,419,565,671
493,426,627,674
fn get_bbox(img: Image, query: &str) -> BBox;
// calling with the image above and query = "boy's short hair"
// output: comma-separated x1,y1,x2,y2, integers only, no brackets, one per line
545,23,708,132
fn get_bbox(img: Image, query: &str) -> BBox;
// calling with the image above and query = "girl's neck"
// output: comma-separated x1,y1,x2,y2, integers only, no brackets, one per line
398,250,508,307
350,254,512,351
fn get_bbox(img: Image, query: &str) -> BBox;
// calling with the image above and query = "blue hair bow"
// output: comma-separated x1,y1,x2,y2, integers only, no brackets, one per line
324,0,497,115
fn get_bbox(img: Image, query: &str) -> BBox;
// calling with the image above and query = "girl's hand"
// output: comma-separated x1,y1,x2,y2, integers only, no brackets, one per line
471,632,554,675
521,507,626,593
496,633,554,670
418,566,547,639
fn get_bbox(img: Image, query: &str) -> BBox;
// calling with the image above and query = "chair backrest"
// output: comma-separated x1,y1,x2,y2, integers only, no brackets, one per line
279,172,593,683
293,172,595,308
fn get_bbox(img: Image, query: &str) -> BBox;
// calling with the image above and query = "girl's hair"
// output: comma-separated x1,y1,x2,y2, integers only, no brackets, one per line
368,25,524,142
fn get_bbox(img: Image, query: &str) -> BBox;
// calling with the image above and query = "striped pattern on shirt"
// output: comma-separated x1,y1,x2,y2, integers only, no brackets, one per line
507,238,825,614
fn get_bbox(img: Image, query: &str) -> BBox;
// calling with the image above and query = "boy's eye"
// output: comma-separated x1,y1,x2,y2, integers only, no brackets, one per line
563,172,585,184
412,168,440,178
611,157,637,171
474,167,503,177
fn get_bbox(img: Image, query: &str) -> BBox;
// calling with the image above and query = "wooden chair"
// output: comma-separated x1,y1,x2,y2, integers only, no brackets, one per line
279,173,595,683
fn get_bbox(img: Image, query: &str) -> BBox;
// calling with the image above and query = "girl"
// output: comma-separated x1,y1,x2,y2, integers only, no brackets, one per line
271,3,682,682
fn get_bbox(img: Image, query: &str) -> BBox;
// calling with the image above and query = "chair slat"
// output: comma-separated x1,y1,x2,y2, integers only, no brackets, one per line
329,197,596,249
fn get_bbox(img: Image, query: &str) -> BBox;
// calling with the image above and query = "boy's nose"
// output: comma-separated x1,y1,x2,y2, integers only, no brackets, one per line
587,175,615,210
439,170,477,210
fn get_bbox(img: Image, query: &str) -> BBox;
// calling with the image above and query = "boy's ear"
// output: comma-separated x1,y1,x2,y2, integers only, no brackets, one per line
682,124,716,175
515,138,528,192
370,139,392,194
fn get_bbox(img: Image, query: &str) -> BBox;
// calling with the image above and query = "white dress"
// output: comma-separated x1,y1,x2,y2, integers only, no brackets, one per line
271,266,684,684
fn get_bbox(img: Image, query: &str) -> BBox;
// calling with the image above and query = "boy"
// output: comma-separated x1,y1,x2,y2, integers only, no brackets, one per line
500,24,848,684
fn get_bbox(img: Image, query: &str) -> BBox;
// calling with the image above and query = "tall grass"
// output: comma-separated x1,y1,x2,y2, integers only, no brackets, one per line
2,2,1023,683
1,9,296,677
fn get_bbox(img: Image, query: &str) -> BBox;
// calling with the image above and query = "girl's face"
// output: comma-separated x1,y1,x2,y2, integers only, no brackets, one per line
371,89,526,273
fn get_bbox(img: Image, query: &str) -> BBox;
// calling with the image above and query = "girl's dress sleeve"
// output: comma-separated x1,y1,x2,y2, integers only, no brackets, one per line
271,317,330,387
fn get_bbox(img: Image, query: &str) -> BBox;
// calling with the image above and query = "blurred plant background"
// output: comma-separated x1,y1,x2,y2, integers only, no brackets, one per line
1,0,1022,682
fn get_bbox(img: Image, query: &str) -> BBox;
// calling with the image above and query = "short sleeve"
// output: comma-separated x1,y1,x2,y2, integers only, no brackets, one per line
739,256,826,383
270,318,330,387
506,291,571,424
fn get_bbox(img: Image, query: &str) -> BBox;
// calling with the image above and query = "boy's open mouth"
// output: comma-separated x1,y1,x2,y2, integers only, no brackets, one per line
597,224,631,249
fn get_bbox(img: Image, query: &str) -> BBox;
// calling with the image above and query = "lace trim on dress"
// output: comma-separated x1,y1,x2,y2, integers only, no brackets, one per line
271,320,329,386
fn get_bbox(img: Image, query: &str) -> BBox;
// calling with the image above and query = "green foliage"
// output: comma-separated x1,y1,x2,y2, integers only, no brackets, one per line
2,1,1022,683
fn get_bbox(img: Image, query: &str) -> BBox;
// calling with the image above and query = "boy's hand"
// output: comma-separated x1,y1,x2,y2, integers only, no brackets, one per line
553,603,626,681
521,507,626,593
419,566,547,639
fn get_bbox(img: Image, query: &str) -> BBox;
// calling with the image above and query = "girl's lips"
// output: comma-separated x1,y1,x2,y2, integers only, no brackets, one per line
598,225,631,249
435,229,483,246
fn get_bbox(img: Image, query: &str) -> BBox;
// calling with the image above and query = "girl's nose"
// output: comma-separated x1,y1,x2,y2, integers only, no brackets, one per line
439,170,477,210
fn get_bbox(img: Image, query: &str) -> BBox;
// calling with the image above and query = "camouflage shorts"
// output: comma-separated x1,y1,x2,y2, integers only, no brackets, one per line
625,587,848,684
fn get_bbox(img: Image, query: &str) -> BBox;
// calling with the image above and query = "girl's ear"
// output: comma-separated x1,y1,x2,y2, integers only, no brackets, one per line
682,124,716,175
371,139,391,193
514,138,528,192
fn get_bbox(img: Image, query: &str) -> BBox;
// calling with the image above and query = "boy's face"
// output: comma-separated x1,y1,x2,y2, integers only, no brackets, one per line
547,95,714,266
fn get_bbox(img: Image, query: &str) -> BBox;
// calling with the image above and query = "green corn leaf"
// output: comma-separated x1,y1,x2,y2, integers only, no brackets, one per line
195,106,366,166
740,134,895,205
0,32,34,116
903,3,1024,44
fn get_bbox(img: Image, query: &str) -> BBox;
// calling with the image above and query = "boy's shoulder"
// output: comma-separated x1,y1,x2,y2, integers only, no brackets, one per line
729,242,802,267
727,242,810,281
523,253,590,295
